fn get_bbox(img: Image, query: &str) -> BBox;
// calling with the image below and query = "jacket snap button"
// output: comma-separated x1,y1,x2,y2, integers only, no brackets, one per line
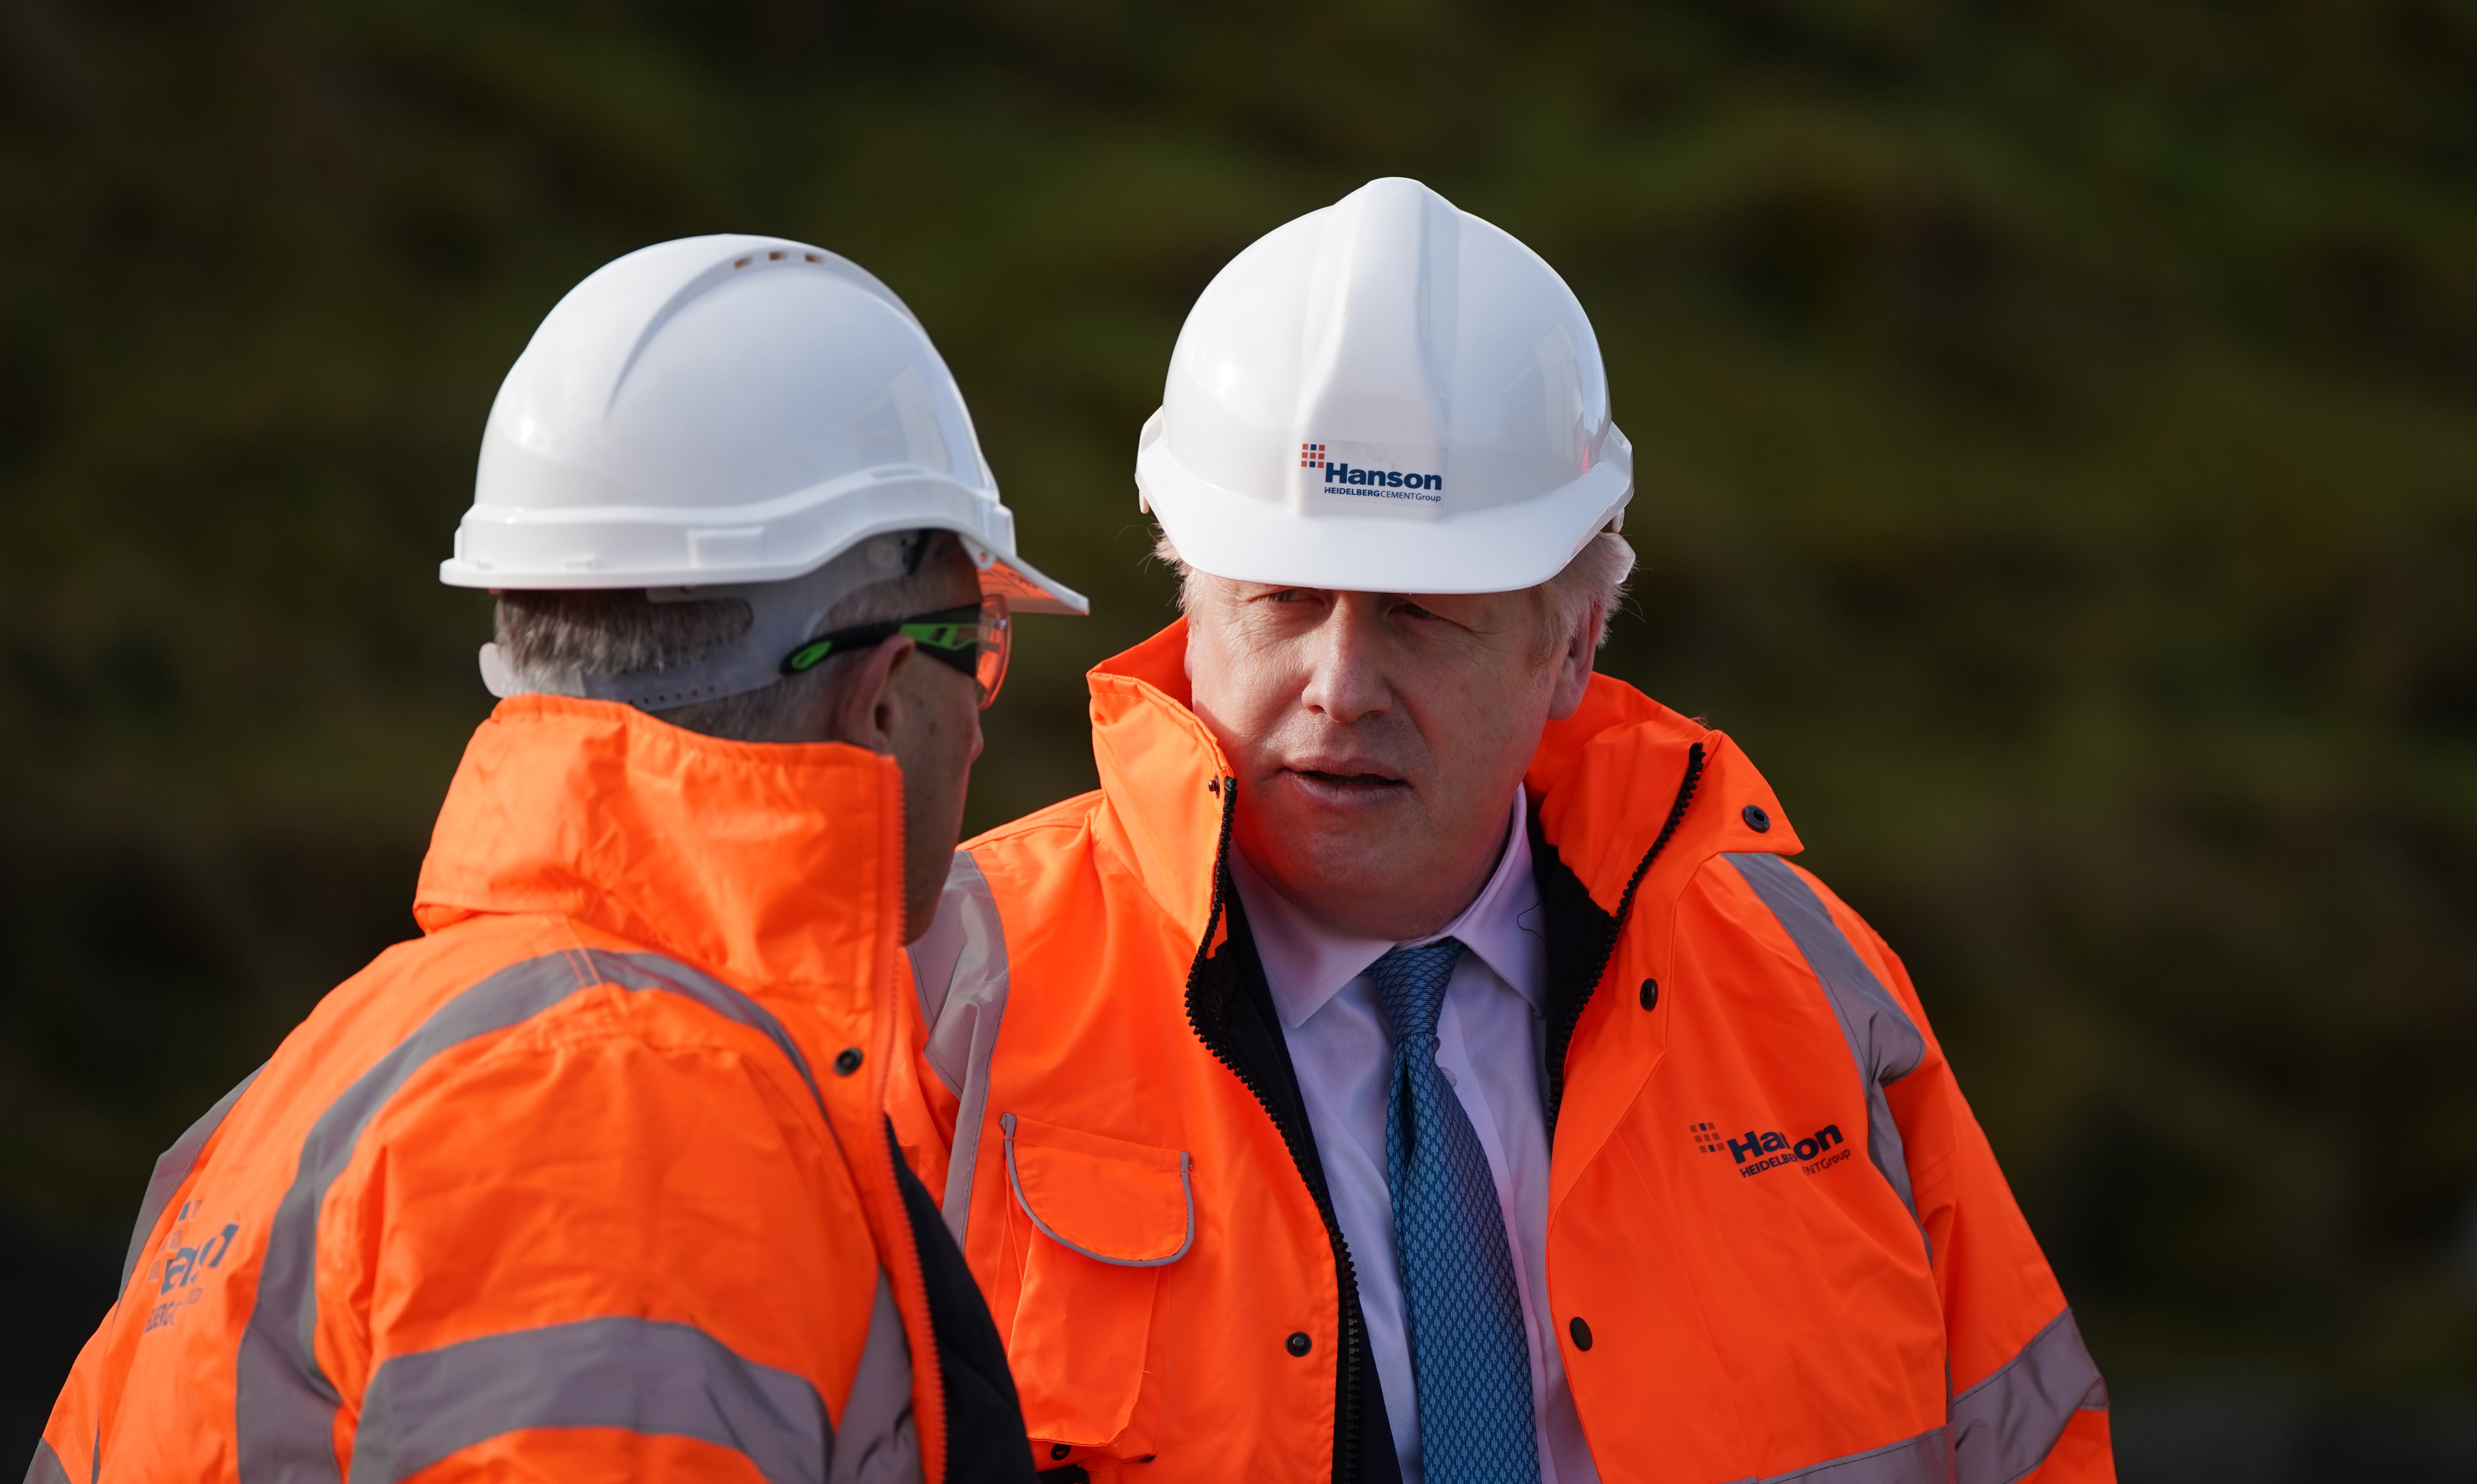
833,1047,863,1076
1741,804,1771,832
1207,778,1221,795
1051,1443,1071,1460
1569,1316,1593,1351
1286,1331,1313,1357
1638,978,1658,1011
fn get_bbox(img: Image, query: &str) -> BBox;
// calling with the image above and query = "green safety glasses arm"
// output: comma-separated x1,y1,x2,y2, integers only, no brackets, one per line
777,597,1011,707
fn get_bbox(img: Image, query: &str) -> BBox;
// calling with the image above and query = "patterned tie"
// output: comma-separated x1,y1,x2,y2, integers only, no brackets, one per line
1370,938,1540,1484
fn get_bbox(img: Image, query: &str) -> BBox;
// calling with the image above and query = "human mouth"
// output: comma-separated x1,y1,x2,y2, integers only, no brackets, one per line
1281,766,1409,805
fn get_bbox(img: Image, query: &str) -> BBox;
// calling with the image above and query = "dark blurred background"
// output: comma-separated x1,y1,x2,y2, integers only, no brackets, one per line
4,0,2474,1476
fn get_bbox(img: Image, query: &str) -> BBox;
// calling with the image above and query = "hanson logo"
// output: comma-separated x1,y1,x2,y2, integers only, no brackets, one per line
143,1202,242,1337
1301,442,1444,502
1697,1120,1852,1179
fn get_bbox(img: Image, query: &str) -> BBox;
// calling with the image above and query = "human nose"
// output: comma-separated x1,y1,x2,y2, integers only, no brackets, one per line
1297,595,1390,724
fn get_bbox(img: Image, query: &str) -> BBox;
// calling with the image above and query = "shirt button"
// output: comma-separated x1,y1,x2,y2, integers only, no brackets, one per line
1286,1331,1313,1357
1441,1066,1459,1088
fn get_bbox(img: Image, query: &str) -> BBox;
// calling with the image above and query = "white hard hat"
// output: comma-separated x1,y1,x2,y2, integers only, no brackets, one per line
442,233,1085,617
1136,177,1631,594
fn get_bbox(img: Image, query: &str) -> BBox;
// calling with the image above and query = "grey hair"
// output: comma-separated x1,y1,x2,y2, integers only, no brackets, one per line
494,531,972,742
1151,527,1636,652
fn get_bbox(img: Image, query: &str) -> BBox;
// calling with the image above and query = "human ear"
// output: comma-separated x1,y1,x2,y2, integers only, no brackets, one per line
823,635,914,753
1545,603,1603,721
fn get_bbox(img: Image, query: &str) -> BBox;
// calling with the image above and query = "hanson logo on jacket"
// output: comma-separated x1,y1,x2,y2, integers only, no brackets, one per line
1708,1121,1852,1179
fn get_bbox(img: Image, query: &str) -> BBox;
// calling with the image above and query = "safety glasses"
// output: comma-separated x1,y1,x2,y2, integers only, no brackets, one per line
778,594,1012,709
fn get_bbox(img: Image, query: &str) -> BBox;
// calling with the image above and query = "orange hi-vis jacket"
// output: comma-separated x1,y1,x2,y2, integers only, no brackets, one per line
889,622,2113,1484
33,696,1032,1484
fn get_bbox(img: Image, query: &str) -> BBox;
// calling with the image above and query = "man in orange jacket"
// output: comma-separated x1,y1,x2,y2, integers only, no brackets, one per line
890,180,2113,1483
31,235,1087,1484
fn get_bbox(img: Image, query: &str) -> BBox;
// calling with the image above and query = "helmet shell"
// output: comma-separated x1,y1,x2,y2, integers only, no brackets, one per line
443,234,1083,614
1137,178,1630,594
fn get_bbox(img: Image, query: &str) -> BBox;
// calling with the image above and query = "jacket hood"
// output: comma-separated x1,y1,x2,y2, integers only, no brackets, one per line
414,694,905,997
1083,619,1801,940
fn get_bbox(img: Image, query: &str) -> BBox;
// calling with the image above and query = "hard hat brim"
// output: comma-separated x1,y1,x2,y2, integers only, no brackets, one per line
962,540,1088,617
441,467,1088,616
1137,432,1633,596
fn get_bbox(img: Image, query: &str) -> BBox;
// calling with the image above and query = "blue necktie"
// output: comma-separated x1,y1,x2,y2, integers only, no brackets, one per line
1370,938,1540,1484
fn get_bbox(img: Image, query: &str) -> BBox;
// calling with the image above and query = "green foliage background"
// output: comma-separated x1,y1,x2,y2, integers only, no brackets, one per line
4,0,2473,1464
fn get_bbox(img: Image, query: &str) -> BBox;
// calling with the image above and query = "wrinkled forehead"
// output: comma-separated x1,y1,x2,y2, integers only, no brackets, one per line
1185,571,1557,627
1189,568,1544,606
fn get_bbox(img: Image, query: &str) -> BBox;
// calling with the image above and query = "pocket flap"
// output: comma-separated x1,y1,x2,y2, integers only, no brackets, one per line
1001,1112,1194,1266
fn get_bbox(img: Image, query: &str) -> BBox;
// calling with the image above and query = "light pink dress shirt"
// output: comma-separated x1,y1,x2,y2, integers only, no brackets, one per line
1227,784,1599,1484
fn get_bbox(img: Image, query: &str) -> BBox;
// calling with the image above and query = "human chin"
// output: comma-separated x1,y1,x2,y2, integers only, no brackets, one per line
1254,805,1407,904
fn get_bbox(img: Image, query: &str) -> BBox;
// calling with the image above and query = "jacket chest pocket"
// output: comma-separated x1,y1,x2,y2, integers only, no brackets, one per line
998,1111,1193,1458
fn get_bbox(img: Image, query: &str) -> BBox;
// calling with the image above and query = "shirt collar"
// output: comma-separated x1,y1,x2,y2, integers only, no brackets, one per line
1229,784,1547,1033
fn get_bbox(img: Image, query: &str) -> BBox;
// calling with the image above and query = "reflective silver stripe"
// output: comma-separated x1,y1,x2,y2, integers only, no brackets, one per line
237,948,834,1484
999,1112,1196,1268
593,950,833,1110
827,1273,922,1484
348,1315,828,1484
1763,1425,1954,1484
907,851,1011,1247
21,1439,71,1484
1727,853,1928,1223
1951,1308,2107,1484
121,1064,264,1290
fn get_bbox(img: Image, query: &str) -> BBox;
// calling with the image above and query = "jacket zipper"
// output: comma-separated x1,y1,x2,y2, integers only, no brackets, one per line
1545,740,1704,1131
1180,776,1369,1484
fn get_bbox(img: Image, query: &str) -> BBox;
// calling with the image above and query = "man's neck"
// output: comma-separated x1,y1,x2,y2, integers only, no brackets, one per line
1228,786,1543,1032
1236,788,1521,944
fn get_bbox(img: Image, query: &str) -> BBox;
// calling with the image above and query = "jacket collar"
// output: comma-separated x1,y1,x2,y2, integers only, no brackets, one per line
412,694,904,999
1085,620,1236,938
1525,670,1800,920
1083,619,1801,943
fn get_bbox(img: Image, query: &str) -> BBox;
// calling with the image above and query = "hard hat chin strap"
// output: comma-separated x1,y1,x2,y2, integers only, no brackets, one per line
479,532,930,711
